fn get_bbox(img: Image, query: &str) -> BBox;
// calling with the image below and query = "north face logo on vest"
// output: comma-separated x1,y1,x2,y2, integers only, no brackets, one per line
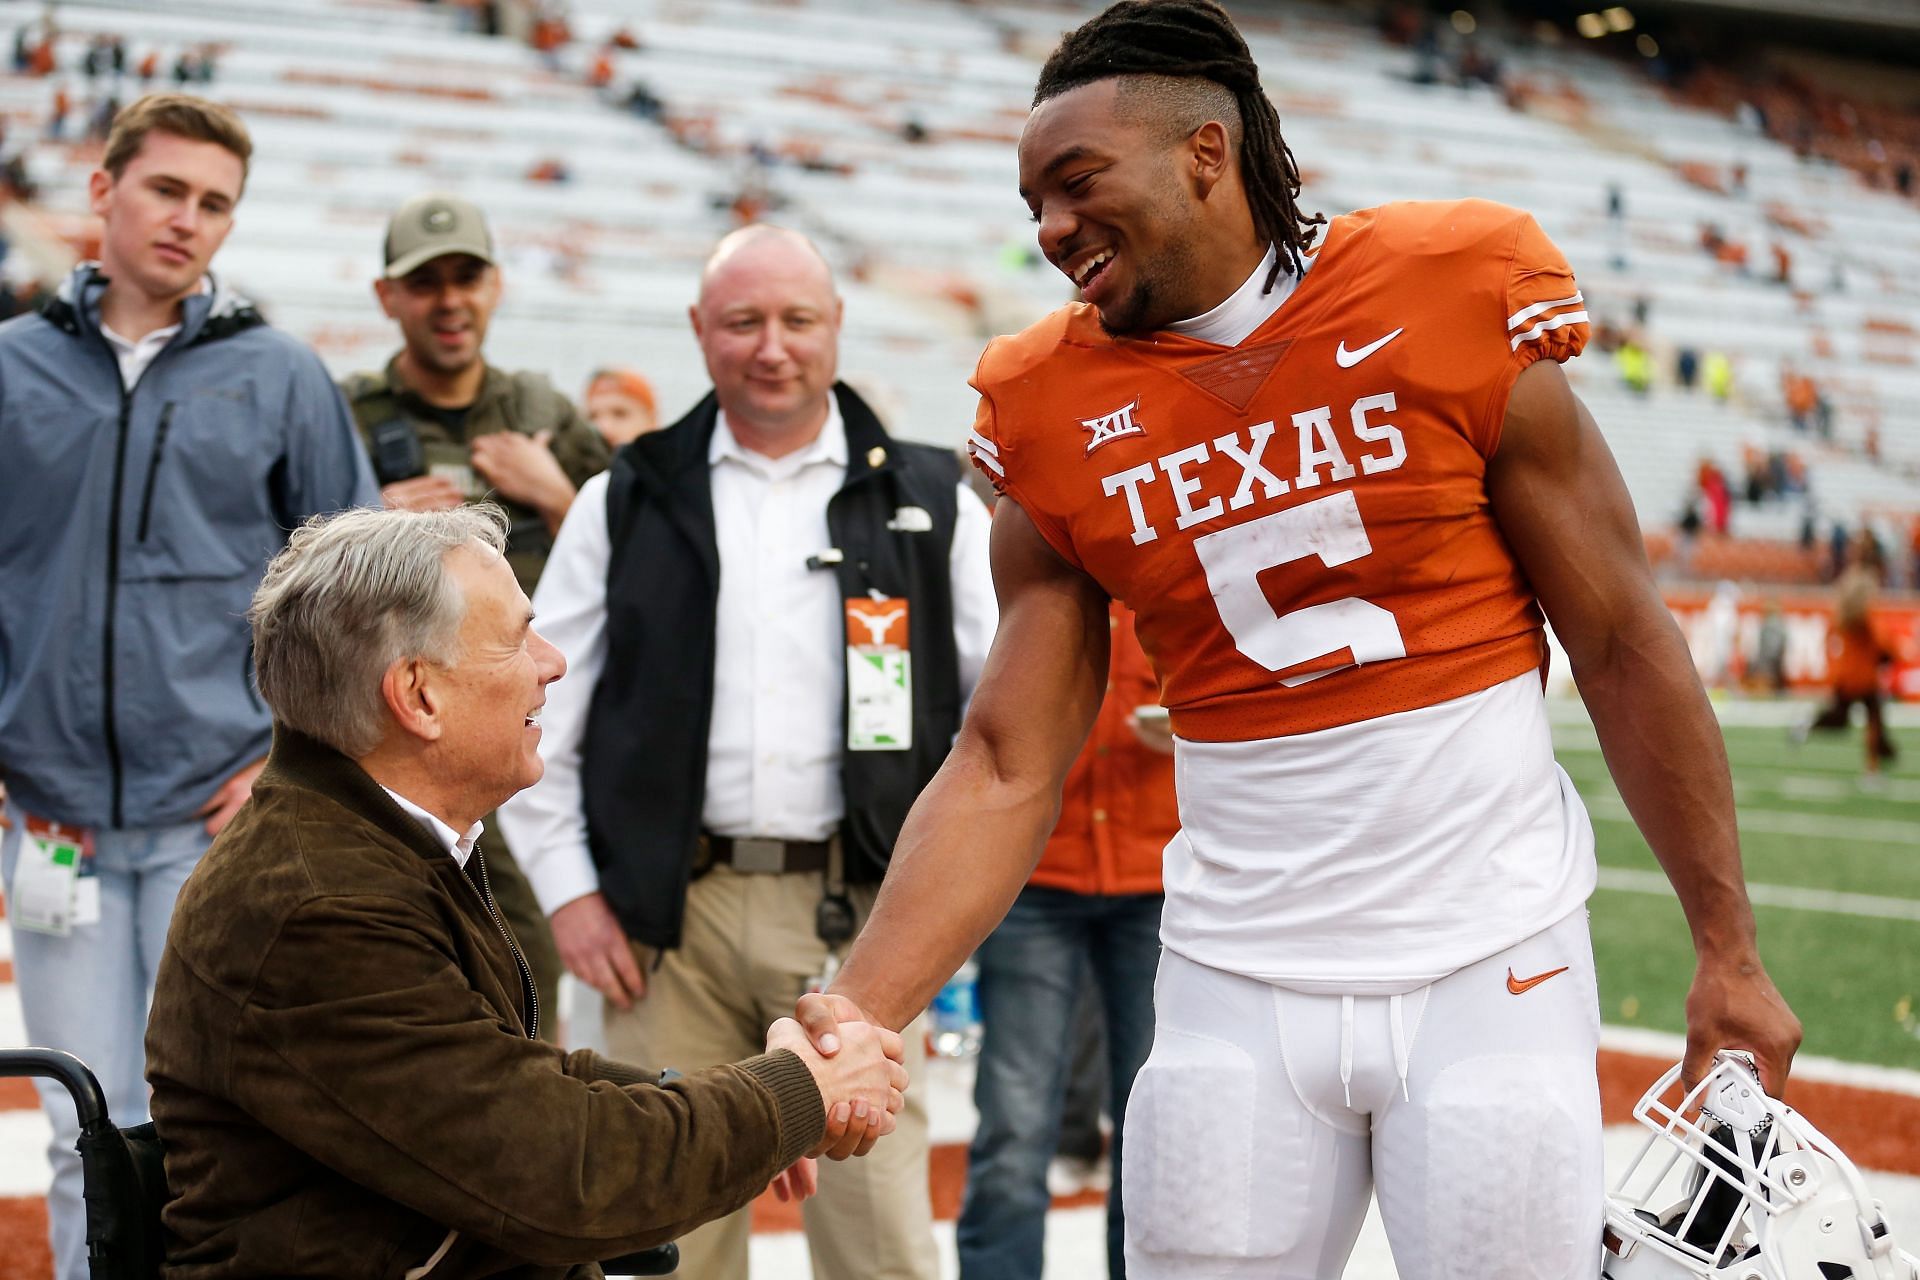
1081,398,1146,455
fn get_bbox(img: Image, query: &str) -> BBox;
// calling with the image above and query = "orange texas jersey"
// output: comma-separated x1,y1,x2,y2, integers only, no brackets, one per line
967,199,1590,743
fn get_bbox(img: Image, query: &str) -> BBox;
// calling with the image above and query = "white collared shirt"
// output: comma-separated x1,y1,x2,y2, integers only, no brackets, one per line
382,786,483,869
1164,244,1306,347
704,402,854,840
98,276,209,389
498,401,999,915
100,321,181,391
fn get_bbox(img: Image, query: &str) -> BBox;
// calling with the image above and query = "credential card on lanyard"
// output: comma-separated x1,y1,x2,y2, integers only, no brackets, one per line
13,816,90,936
846,596,912,752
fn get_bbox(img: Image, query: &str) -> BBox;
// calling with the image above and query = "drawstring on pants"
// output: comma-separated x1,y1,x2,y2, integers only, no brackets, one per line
1389,993,1411,1102
1339,995,1355,1108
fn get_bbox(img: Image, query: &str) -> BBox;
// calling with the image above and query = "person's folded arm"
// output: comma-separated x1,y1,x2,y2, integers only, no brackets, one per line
230,890,823,1264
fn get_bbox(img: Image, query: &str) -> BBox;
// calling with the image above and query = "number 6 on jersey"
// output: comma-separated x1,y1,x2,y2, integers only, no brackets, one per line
1193,490,1406,686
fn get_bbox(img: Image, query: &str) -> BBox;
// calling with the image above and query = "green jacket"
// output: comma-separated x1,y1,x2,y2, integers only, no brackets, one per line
342,359,609,594
146,727,823,1280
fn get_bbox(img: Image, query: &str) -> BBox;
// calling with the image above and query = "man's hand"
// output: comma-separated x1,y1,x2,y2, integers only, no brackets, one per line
767,1015,906,1160
795,990,873,1058
469,431,576,533
792,991,899,1158
550,893,646,1009
380,474,465,513
1682,951,1801,1095
768,1158,818,1204
196,757,266,836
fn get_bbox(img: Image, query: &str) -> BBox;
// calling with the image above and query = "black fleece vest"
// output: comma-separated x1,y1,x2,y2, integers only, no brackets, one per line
582,385,964,949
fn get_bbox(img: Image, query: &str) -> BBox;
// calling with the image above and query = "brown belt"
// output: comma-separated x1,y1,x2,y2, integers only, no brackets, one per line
698,834,832,875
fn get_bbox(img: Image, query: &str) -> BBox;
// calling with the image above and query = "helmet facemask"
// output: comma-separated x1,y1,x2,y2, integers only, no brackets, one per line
1602,1054,1918,1280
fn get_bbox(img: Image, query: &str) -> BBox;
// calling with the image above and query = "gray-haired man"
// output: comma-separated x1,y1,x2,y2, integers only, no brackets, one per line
144,504,908,1278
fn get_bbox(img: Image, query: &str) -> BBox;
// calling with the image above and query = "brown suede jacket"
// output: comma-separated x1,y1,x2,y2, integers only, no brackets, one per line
145,728,824,1279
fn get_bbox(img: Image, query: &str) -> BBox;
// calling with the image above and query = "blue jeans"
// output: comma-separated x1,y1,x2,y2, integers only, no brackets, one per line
956,886,1163,1280
2,811,209,1280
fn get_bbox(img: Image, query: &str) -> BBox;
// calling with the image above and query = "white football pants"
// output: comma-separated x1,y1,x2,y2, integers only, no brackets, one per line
1123,908,1603,1280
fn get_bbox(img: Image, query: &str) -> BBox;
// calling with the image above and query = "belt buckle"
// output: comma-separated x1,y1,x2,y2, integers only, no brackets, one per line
732,837,786,874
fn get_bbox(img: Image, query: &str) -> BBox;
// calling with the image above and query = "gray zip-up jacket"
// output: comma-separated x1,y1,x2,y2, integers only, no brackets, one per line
0,263,378,830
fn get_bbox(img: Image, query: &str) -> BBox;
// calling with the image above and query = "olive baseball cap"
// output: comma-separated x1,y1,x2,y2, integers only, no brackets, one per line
382,193,495,278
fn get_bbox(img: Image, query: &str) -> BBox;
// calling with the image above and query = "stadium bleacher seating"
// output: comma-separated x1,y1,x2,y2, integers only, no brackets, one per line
1,0,1915,582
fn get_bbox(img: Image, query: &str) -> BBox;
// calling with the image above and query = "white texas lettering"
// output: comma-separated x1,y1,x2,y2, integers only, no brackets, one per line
1159,443,1226,532
1350,393,1406,475
1211,421,1289,510
1097,391,1410,548
1292,406,1357,489
1100,462,1160,545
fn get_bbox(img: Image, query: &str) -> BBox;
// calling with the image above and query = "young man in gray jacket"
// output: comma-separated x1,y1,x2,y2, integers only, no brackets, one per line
0,94,376,1280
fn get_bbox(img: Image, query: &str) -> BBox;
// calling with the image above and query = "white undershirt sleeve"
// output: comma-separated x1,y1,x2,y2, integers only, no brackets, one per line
949,479,999,703
496,471,613,916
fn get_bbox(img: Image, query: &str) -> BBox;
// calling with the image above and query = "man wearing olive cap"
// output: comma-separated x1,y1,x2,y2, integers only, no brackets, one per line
342,193,609,1030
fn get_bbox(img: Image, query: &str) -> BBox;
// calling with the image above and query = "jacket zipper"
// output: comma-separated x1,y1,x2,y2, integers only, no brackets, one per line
135,402,176,543
99,344,135,830
468,849,539,1040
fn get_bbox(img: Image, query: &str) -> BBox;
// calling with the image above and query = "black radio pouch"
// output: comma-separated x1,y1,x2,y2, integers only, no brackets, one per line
369,417,426,485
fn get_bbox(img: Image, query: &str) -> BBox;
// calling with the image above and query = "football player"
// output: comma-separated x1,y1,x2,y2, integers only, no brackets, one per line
797,2,1804,1276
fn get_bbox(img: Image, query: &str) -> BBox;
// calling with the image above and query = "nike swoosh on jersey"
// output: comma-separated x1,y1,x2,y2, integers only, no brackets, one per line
1334,328,1404,368
1506,965,1569,995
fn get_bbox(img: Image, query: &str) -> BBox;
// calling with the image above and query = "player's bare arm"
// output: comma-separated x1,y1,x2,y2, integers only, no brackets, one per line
798,499,1110,1040
1487,358,1802,1092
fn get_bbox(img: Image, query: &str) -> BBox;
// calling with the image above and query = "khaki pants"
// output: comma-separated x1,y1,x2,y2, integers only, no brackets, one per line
607,864,937,1280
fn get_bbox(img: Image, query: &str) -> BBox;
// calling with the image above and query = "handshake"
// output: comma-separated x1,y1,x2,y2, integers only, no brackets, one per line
761,993,907,1202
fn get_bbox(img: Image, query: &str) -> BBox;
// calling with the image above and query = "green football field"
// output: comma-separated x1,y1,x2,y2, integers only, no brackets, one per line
1551,701,1920,1071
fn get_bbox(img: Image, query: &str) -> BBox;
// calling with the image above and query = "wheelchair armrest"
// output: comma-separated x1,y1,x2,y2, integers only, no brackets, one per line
598,1243,679,1275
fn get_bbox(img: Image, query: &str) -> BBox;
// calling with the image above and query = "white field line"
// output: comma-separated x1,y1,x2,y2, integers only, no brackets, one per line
1546,694,1920,730
0,1108,50,1197
1601,1025,1920,1097
1553,729,1920,804
1586,795,1920,846
1594,864,1920,923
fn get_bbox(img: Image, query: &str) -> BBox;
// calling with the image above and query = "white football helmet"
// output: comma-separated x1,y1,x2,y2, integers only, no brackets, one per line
1603,1052,1918,1280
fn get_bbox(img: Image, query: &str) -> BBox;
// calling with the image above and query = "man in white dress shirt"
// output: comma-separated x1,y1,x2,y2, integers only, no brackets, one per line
499,226,997,1280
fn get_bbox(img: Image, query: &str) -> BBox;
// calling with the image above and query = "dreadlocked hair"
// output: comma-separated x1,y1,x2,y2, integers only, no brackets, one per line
1034,0,1325,289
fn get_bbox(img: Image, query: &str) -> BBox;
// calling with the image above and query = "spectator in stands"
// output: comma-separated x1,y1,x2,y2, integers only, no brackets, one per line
0,95,378,1280
587,43,615,90
1705,350,1734,402
1697,459,1731,534
11,25,30,73
86,92,120,146
1615,336,1653,395
1796,535,1898,785
46,83,70,141
957,602,1170,1280
499,225,997,1280
1782,365,1819,432
583,365,659,446
1674,347,1700,390
80,34,107,82
1741,443,1770,505
342,191,609,1039
136,47,157,84
146,504,909,1278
